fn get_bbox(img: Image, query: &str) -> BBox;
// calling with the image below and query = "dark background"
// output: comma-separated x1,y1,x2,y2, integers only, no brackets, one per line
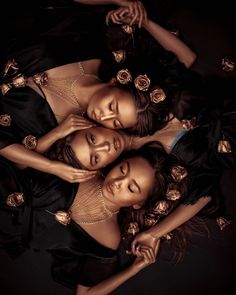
1,1,236,294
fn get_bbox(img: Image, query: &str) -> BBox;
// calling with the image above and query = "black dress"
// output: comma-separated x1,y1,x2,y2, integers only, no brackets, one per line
0,158,118,288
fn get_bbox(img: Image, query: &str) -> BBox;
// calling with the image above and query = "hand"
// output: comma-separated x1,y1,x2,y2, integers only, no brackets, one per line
106,1,148,28
50,161,99,183
132,244,158,272
55,114,95,139
131,231,159,256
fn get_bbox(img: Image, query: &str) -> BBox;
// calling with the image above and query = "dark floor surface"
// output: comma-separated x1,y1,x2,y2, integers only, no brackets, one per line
0,1,236,294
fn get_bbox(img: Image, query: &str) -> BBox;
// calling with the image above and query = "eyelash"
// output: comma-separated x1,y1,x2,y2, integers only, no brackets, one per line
120,165,125,174
90,134,96,144
109,102,113,111
128,185,134,193
113,120,120,128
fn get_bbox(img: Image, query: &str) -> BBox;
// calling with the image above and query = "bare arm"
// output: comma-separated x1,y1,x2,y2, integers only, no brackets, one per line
132,196,211,252
142,19,197,68
106,7,197,68
0,144,97,183
76,243,158,295
36,114,94,154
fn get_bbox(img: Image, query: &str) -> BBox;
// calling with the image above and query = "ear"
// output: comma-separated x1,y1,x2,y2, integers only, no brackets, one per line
110,77,118,86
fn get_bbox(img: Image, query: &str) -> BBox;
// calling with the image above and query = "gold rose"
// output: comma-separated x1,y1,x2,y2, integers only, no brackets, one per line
150,86,166,104
134,74,151,91
116,69,132,84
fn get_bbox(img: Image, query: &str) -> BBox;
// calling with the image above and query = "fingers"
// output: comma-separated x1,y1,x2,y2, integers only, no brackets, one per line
154,239,161,256
131,238,138,255
139,246,156,264
68,169,99,183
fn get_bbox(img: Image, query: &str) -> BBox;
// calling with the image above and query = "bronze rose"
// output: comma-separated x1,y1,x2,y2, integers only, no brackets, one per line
134,74,151,91
166,183,182,201
217,139,232,153
127,222,140,235
121,25,135,34
216,216,231,230
221,57,235,72
150,86,166,103
112,50,126,63
181,117,197,130
0,83,12,95
0,114,12,126
22,135,38,150
153,200,170,215
3,59,19,77
55,210,71,226
6,192,24,207
162,232,173,240
170,165,188,182
144,212,158,227
12,74,27,88
116,69,132,84
32,72,48,86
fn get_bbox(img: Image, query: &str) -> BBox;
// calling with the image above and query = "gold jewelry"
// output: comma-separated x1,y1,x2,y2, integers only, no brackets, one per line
70,177,119,224
77,62,101,81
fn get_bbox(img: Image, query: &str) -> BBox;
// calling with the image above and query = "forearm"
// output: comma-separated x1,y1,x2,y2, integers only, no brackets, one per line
148,196,211,238
36,128,61,154
143,19,197,68
0,144,56,173
77,265,139,295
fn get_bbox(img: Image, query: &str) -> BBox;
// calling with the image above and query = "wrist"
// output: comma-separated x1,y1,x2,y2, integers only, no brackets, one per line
146,229,159,241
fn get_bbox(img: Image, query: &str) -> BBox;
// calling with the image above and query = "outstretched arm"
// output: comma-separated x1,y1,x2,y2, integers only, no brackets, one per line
106,6,197,68
142,19,197,68
0,144,97,182
76,243,159,295
132,196,211,252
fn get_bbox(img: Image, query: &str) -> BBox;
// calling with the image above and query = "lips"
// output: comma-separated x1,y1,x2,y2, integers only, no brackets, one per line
113,136,120,152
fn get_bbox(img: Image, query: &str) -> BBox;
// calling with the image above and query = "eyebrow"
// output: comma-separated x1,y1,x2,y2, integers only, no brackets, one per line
85,133,93,167
116,100,125,128
127,161,141,193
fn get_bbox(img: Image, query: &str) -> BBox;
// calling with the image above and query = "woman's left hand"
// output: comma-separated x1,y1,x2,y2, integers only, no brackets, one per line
54,114,95,140
106,1,148,28
50,161,99,183
131,243,159,272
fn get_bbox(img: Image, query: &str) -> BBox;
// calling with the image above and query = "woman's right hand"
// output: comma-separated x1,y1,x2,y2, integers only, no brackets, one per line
50,161,99,183
54,114,95,140
131,243,159,272
106,1,148,28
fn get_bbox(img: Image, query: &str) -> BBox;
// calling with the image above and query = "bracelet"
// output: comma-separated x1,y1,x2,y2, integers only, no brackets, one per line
22,134,38,150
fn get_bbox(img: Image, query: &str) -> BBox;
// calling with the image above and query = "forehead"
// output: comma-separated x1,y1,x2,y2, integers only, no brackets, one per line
127,157,154,180
115,89,138,128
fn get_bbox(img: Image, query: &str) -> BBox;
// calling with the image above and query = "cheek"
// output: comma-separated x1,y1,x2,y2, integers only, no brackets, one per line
100,120,115,129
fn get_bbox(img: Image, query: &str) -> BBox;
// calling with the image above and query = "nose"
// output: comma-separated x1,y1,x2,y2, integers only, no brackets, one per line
100,113,116,121
94,141,110,152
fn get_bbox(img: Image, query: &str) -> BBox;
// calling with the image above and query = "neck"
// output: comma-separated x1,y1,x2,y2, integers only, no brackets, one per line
118,131,138,151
